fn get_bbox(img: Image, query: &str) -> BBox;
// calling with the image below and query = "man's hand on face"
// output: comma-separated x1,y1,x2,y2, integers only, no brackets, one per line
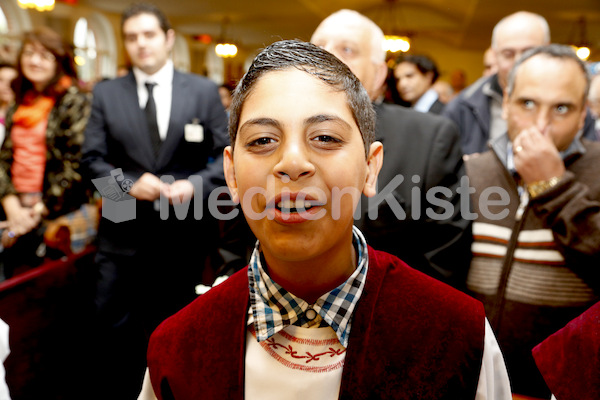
512,127,566,184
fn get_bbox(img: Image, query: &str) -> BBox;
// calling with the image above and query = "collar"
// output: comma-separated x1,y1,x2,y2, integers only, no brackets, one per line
481,74,503,103
413,88,439,113
132,59,174,88
247,226,369,348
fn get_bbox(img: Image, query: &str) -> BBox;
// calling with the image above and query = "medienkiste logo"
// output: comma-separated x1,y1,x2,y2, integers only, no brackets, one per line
92,168,136,223
92,171,514,223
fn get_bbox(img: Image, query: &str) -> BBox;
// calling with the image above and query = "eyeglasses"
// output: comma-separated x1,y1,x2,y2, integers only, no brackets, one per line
22,48,56,62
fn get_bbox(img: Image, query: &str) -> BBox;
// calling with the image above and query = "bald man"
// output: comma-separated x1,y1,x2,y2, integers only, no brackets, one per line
443,11,597,155
311,10,472,289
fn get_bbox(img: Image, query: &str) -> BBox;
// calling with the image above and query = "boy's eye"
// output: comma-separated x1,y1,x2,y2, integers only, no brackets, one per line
313,135,339,143
311,134,343,149
247,137,276,147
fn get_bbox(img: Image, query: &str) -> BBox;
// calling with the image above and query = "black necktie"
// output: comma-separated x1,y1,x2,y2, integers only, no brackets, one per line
144,82,161,157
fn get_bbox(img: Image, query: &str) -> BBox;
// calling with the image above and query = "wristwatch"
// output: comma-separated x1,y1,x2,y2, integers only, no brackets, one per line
526,176,562,198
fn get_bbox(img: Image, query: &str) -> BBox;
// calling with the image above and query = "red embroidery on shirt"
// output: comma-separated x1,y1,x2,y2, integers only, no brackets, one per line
250,326,346,373
265,337,346,363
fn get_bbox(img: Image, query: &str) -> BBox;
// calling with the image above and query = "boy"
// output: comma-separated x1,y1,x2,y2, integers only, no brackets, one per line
147,40,511,399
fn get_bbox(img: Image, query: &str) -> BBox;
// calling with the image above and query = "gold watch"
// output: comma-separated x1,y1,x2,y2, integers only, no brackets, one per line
526,176,563,199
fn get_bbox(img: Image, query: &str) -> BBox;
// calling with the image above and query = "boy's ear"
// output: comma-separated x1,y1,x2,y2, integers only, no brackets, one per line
363,141,383,197
223,146,240,204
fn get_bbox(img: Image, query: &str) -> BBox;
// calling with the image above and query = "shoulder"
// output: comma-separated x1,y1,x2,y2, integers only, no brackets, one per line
582,139,600,156
377,102,458,134
444,76,491,113
91,76,129,99
53,85,91,117
174,70,218,89
62,85,91,104
465,150,499,179
368,247,484,317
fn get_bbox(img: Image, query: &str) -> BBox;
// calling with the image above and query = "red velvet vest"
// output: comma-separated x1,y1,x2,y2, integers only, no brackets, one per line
148,247,485,399
533,300,600,400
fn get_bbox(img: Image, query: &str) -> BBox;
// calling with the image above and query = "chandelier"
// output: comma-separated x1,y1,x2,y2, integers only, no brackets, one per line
215,18,237,58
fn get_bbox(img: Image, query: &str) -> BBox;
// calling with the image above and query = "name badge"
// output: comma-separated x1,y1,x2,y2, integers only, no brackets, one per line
185,120,204,143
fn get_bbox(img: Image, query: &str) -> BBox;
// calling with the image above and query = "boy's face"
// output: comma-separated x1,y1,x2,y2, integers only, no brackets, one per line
224,68,382,263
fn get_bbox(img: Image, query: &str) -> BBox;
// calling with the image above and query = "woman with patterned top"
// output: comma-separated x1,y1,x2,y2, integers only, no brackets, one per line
0,27,92,278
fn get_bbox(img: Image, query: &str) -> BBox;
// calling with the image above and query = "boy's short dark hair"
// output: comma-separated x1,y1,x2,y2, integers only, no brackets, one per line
121,2,172,34
396,54,440,84
229,40,375,156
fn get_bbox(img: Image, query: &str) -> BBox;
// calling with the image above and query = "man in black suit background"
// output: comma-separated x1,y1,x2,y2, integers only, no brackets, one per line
394,54,446,115
82,3,229,398
311,9,471,289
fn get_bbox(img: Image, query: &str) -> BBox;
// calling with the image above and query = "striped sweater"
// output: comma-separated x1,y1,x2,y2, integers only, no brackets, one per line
465,138,600,397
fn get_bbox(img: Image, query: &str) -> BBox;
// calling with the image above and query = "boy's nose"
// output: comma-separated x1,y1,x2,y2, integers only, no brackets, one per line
274,141,315,181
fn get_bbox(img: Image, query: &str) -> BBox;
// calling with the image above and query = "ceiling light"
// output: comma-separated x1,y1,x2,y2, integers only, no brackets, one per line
383,35,410,53
569,17,592,61
17,0,54,12
214,18,237,58
215,43,237,58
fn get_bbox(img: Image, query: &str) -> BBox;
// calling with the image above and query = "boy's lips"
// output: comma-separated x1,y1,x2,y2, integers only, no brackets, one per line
266,192,326,223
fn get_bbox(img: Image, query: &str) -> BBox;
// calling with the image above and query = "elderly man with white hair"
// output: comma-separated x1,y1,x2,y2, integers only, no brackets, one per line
311,9,473,291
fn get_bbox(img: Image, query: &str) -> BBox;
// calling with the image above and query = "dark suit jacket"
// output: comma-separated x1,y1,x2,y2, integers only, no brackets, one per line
82,70,229,255
355,102,472,288
428,98,446,115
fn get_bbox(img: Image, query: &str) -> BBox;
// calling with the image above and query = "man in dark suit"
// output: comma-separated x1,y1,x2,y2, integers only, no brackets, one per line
82,3,229,398
311,10,471,288
394,54,446,114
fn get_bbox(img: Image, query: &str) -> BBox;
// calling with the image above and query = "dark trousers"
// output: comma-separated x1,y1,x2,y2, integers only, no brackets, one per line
90,233,213,399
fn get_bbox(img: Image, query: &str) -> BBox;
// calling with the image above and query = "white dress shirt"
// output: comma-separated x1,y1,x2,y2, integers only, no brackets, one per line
414,87,440,113
132,60,174,141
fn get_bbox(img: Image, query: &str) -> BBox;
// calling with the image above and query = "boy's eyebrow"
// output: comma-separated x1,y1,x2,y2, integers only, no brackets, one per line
239,118,283,133
304,114,353,130
239,115,353,134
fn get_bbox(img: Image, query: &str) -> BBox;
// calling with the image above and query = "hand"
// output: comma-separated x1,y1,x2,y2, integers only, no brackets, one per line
161,180,195,204
513,127,565,184
128,173,168,201
0,196,43,248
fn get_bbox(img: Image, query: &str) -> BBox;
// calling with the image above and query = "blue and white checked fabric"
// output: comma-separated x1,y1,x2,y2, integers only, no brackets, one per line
247,226,369,348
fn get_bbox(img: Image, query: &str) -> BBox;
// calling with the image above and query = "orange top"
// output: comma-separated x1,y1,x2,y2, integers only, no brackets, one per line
11,118,48,193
